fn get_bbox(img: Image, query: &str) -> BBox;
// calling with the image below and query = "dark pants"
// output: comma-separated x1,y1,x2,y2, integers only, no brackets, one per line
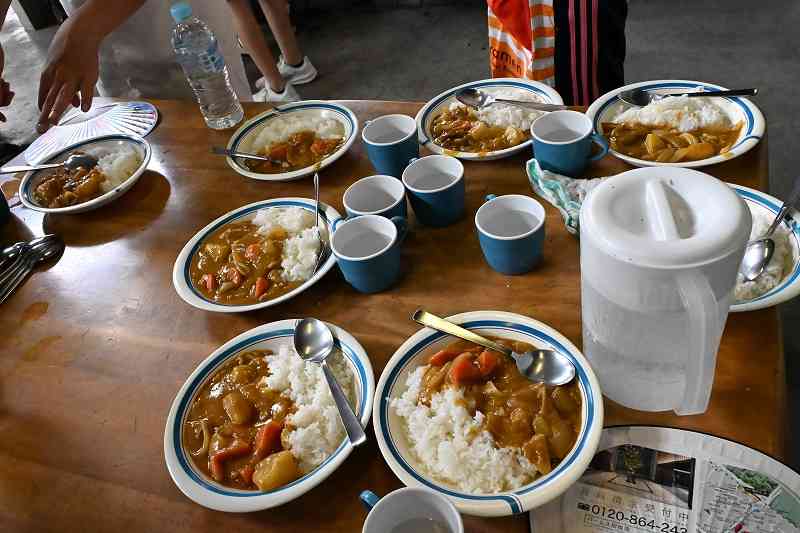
553,0,628,106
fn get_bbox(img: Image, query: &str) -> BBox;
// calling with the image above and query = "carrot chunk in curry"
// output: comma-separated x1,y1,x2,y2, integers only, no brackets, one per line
182,350,302,491
420,337,582,475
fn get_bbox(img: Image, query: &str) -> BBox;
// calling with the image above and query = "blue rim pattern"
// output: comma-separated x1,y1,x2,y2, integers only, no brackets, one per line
229,102,356,174
379,320,597,514
419,81,554,145
183,200,331,306
592,82,759,151
172,329,368,497
22,134,148,202
735,189,800,303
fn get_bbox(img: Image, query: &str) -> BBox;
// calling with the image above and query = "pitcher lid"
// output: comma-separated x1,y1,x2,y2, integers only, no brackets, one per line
580,167,752,268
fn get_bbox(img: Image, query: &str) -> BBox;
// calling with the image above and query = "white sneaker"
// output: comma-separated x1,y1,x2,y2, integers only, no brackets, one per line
278,56,317,84
255,57,317,89
253,82,300,104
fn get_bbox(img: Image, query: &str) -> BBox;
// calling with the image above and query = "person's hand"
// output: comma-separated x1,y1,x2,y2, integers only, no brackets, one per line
37,18,100,132
0,43,14,122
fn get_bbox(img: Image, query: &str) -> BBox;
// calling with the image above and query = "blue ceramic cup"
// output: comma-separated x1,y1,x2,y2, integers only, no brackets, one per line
361,114,419,178
331,214,407,293
475,194,546,275
402,155,465,227
530,110,609,177
343,175,407,219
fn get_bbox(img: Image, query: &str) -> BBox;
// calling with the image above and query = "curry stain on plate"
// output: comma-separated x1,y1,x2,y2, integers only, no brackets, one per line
20,301,48,325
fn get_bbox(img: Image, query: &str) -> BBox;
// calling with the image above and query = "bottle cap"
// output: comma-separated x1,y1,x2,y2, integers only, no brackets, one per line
170,2,192,22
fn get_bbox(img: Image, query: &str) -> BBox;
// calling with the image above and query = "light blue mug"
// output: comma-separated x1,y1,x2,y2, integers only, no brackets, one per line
343,175,407,219
360,488,463,533
331,214,407,293
475,194,546,275
530,110,609,177
361,114,419,178
401,154,465,227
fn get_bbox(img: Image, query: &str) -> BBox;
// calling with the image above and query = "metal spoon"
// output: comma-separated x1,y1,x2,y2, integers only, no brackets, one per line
412,309,576,386
211,146,285,167
293,318,367,446
618,87,758,107
0,236,64,304
740,176,800,282
0,235,60,284
311,173,327,275
0,152,98,175
456,88,569,113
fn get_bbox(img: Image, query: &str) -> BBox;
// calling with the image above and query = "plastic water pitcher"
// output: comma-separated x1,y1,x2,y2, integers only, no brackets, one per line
580,167,751,415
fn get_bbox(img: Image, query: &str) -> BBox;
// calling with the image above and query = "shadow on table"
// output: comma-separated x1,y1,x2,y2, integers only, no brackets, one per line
42,170,171,247
1,212,35,245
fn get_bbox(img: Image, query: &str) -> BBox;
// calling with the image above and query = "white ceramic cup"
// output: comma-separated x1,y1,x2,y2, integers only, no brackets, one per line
360,488,464,533
343,175,407,218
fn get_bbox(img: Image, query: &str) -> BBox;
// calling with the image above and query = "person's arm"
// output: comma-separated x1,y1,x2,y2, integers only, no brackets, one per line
0,0,14,122
37,0,146,131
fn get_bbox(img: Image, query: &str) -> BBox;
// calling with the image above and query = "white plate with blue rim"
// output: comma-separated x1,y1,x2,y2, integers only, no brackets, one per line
416,78,564,161
163,320,375,512
730,184,800,312
373,310,603,517
172,197,340,313
586,79,765,168
18,134,151,214
225,100,358,181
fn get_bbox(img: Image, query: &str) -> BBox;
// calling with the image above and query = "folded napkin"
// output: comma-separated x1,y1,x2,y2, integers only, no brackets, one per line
525,158,608,235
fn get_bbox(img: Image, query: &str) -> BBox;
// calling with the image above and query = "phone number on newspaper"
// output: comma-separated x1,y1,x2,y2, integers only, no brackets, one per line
578,502,688,533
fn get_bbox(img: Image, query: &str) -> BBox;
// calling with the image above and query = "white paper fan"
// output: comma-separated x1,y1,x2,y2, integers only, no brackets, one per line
23,101,158,164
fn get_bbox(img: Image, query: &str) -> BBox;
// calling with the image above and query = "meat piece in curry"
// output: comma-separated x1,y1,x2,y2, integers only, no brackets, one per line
244,130,343,174
601,121,742,163
430,106,528,153
182,349,302,491
33,163,108,208
189,219,309,305
420,337,582,476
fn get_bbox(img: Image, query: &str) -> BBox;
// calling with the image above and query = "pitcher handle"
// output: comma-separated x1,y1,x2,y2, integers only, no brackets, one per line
675,270,720,416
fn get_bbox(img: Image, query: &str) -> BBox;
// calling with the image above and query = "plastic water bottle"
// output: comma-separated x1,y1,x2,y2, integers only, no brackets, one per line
170,2,244,130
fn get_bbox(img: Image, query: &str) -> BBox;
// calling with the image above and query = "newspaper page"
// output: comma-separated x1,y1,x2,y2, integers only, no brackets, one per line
531,426,800,533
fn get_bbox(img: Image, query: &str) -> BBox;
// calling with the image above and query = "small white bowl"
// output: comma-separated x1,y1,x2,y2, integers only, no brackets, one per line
19,134,151,214
373,310,603,517
226,100,358,181
172,197,341,313
586,79,765,168
416,78,564,161
730,184,800,312
164,320,375,512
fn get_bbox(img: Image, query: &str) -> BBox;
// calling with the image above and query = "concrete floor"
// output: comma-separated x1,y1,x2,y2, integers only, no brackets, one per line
1,0,798,461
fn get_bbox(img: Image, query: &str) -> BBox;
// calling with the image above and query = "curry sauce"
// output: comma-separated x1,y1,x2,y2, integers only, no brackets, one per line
420,337,581,475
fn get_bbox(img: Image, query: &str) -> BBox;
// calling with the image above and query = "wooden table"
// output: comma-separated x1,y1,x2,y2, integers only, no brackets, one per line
0,100,784,533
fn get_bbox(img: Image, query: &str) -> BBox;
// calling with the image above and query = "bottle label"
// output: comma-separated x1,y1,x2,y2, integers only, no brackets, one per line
198,39,225,74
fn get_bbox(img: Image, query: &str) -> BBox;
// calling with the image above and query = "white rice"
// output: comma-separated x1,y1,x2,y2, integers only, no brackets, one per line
86,145,142,192
735,205,794,301
448,87,546,131
613,93,733,133
391,366,537,493
259,343,355,472
252,110,345,153
251,207,322,282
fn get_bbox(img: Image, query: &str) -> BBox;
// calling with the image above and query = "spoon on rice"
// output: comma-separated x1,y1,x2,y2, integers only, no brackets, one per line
618,87,758,107
412,309,576,386
740,176,800,282
294,317,367,446
0,152,98,175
